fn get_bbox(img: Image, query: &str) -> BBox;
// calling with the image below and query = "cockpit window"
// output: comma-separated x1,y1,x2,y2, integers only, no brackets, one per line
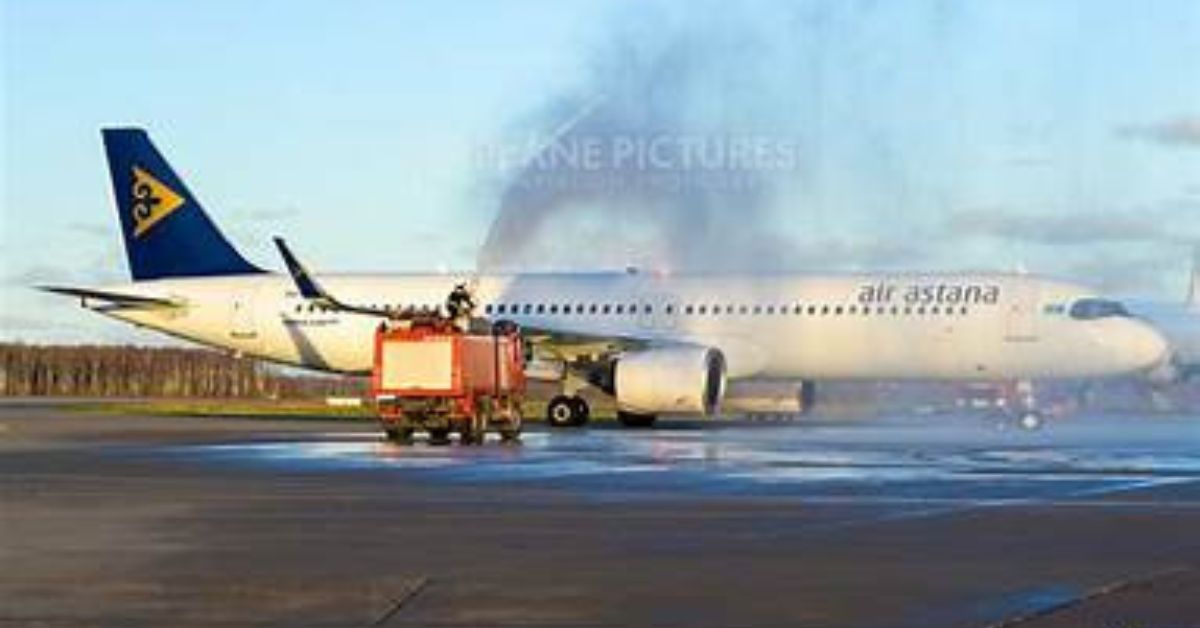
1069,298,1130,320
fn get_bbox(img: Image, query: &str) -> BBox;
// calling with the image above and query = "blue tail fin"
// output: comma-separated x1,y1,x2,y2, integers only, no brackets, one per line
102,128,263,280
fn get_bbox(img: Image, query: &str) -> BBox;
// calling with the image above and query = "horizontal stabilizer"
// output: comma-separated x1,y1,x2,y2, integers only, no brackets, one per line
38,286,181,308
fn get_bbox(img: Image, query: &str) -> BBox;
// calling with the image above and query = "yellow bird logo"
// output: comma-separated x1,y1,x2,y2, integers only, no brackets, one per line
131,166,184,238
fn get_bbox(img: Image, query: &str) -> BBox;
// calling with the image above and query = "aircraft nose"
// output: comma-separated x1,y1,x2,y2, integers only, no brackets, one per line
1121,320,1170,372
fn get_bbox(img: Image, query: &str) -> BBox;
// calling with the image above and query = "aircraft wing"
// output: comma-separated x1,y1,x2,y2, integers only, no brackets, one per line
273,236,646,357
519,324,649,360
38,286,182,309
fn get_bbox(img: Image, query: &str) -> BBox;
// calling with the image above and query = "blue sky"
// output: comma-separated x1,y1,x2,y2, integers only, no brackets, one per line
3,0,1198,342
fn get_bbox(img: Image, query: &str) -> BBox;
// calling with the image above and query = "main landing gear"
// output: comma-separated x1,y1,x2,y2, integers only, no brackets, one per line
545,395,658,428
546,395,590,427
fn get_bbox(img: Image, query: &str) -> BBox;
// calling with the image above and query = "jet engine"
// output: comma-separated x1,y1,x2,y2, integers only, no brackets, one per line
612,346,726,415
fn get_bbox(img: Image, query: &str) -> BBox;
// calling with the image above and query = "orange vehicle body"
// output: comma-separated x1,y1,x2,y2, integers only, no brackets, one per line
370,320,525,443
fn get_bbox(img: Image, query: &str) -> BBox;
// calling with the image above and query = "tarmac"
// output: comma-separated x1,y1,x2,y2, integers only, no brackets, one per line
1,402,1198,627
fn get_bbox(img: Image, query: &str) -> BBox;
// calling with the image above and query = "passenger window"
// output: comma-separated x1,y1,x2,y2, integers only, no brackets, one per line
589,304,597,314
603,304,611,314
698,305,707,315
549,304,558,314
739,305,748,315
848,305,858,315
753,305,762,315
684,305,694,315
834,306,844,315
665,305,674,315
616,305,624,314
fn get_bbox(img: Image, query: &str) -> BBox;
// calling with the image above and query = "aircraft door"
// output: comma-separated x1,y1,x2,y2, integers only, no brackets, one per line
658,294,679,330
1004,283,1039,342
230,289,259,344
637,294,655,329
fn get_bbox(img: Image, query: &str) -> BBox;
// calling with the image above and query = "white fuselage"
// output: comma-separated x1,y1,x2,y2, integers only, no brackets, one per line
92,271,1167,382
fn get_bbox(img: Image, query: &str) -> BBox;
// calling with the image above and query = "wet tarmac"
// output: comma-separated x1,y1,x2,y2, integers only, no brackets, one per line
2,405,1198,627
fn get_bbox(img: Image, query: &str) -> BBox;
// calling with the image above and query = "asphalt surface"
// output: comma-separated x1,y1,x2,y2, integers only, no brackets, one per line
1,404,1198,627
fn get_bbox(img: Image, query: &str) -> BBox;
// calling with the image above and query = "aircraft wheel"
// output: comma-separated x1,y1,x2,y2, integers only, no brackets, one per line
568,396,590,426
547,395,580,428
617,411,657,428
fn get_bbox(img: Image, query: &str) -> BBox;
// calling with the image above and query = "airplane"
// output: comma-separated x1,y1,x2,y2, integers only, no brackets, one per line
40,128,1170,428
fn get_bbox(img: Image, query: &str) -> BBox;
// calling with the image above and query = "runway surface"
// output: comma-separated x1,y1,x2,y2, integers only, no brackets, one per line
2,404,1198,627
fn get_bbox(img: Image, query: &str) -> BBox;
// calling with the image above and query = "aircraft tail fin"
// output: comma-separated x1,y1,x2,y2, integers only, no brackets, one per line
102,128,263,281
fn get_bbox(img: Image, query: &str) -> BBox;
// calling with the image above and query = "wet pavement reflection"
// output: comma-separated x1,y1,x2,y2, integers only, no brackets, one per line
161,414,1200,504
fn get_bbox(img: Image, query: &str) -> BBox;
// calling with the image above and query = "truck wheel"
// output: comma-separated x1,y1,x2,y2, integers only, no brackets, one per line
384,427,414,444
499,408,523,443
461,428,486,445
617,411,657,428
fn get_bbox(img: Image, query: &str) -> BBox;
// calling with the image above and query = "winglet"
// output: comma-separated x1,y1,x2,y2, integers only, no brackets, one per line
273,236,326,301
272,237,389,317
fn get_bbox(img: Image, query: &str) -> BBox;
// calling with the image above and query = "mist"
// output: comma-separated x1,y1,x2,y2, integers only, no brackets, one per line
477,4,810,273
473,1,1199,297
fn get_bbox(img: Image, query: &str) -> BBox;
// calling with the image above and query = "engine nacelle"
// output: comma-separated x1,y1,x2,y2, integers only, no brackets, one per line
614,346,726,415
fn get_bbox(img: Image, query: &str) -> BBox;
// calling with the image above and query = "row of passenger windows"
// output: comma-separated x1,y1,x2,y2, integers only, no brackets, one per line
290,301,976,317
483,302,972,317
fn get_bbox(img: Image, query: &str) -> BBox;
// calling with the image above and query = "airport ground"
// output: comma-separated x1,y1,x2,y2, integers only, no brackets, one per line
1,401,1198,627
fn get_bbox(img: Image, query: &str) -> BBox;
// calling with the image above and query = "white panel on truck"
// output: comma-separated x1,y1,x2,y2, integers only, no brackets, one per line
381,339,454,391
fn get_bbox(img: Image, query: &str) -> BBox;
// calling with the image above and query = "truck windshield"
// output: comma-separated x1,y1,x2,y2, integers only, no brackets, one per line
1069,298,1130,320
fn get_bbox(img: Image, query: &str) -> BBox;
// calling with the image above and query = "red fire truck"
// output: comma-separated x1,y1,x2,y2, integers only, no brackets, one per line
371,318,525,444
